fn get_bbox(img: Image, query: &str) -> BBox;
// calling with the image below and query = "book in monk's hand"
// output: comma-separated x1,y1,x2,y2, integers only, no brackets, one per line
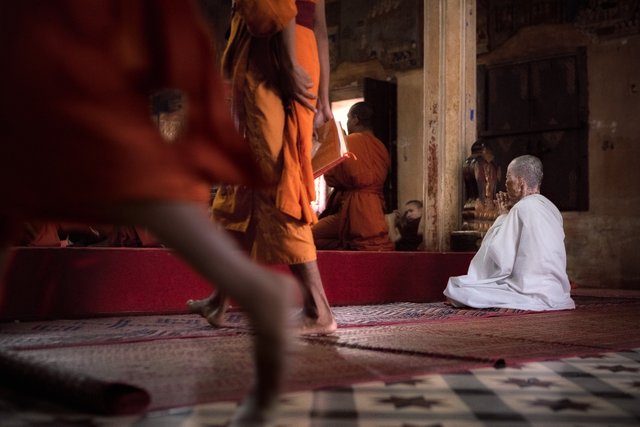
312,118,354,178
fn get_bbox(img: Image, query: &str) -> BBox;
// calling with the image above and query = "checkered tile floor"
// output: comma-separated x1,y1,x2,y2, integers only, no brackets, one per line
3,348,639,426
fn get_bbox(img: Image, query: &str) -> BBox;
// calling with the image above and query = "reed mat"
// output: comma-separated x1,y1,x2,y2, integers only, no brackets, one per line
1,293,639,412
1,295,634,350
3,336,493,411
309,301,640,363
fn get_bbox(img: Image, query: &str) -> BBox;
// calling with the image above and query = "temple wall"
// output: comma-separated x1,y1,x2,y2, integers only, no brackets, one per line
477,26,640,289
396,69,425,209
565,35,640,289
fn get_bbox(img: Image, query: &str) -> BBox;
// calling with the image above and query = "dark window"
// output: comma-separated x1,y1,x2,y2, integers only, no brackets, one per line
477,49,589,211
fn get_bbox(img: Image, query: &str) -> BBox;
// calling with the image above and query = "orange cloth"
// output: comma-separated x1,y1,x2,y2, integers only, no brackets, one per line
313,132,394,251
233,0,297,37
277,23,318,225
17,223,61,247
213,1,320,265
0,0,257,232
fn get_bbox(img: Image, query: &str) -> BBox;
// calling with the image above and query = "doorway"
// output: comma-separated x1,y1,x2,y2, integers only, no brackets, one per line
364,77,398,212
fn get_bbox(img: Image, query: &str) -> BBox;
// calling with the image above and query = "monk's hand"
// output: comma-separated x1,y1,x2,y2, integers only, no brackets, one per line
313,102,334,129
292,63,317,111
392,210,402,226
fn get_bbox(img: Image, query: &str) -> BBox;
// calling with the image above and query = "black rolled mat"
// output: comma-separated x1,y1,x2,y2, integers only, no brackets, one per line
0,349,150,415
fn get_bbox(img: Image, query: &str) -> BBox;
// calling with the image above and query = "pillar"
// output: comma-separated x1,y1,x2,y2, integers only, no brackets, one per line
422,0,476,251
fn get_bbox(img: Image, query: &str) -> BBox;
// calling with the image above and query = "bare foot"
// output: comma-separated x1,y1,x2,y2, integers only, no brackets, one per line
287,307,337,336
298,315,337,336
186,293,229,327
445,297,467,308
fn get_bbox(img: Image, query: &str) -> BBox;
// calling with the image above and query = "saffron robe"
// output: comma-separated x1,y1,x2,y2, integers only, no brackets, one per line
313,132,394,251
0,0,256,235
212,0,320,265
444,194,575,311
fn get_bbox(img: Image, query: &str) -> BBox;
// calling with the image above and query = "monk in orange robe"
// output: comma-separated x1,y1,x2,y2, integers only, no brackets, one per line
188,0,337,335
0,1,297,423
313,102,395,251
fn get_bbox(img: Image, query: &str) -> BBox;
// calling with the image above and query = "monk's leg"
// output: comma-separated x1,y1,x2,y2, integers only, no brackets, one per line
187,230,248,326
289,261,336,335
112,201,293,423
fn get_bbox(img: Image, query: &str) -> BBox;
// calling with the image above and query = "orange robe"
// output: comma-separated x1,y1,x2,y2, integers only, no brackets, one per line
0,0,257,240
313,132,394,251
212,0,320,265
17,223,61,247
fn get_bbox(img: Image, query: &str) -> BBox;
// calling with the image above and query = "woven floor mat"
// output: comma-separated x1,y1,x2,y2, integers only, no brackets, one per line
308,303,640,363
0,314,239,349
1,295,637,350
0,302,524,350
3,299,639,412
10,335,487,411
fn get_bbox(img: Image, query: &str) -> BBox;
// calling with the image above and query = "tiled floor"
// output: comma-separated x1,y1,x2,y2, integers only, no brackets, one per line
2,348,639,426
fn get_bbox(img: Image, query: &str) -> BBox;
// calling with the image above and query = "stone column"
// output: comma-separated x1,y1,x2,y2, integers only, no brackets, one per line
422,0,476,251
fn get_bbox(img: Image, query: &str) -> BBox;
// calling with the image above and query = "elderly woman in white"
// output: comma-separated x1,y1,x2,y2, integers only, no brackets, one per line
444,155,575,311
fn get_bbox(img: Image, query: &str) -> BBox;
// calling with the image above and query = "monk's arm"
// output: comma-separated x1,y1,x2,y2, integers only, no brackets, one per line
282,19,316,111
314,0,333,124
386,213,402,243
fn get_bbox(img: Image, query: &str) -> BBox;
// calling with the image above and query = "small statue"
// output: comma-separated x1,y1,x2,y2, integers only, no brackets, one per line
461,140,501,232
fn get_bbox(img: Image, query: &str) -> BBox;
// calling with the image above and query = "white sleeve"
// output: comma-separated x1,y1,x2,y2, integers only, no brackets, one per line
483,209,522,277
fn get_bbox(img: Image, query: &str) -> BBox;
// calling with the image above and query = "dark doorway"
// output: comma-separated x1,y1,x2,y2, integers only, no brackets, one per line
364,77,398,212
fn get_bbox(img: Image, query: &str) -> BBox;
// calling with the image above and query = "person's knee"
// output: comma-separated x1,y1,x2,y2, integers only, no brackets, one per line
314,238,341,250
312,213,342,249
312,215,338,238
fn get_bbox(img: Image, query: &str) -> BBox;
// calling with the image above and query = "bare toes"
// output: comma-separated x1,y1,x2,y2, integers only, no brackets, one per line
186,298,211,315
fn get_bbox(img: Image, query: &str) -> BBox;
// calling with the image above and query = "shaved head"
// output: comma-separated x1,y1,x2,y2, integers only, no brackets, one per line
348,102,374,129
508,155,543,188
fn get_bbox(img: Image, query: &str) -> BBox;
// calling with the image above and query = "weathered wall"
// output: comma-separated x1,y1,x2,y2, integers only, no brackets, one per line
396,69,424,207
478,25,640,289
564,35,640,289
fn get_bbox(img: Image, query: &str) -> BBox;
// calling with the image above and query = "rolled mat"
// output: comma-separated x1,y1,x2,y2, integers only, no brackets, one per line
0,349,150,415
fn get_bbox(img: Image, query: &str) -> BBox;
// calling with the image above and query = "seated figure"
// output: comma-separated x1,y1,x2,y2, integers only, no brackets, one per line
444,155,575,311
387,200,423,251
312,102,393,251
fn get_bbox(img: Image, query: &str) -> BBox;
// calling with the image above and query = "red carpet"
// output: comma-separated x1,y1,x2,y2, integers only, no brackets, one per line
0,248,474,320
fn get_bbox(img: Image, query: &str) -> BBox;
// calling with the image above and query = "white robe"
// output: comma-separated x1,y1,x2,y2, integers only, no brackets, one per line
444,194,575,311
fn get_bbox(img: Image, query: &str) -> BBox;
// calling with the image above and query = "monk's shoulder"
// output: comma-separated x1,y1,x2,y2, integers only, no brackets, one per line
513,195,560,223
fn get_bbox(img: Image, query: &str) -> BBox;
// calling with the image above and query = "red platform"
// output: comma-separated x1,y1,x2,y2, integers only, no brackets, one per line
0,248,474,320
